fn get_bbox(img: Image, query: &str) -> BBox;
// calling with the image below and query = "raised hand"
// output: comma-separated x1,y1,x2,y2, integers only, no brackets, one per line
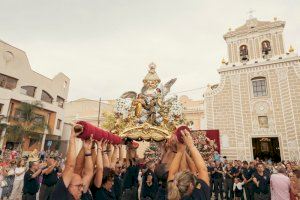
102,140,108,151
83,135,93,153
181,129,194,149
96,139,103,150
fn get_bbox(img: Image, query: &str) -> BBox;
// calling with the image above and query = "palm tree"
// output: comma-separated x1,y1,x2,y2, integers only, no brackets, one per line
6,101,50,153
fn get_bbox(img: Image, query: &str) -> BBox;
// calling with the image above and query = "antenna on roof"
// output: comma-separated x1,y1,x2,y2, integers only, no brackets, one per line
247,9,255,20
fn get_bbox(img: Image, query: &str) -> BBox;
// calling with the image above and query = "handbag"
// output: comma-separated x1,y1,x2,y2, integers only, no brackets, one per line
0,180,8,187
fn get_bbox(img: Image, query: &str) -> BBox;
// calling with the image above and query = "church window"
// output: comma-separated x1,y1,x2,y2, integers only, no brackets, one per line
252,77,267,97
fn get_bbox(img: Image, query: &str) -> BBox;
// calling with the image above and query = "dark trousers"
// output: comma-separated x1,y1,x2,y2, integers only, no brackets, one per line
39,184,56,200
22,193,36,200
244,183,254,200
254,192,270,200
213,178,223,200
210,178,214,197
121,187,138,200
224,178,233,200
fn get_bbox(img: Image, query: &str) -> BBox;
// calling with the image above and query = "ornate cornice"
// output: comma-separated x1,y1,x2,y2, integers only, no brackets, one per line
218,56,300,75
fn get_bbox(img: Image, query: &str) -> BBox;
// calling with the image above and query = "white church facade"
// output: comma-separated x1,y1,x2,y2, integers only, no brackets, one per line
204,17,300,161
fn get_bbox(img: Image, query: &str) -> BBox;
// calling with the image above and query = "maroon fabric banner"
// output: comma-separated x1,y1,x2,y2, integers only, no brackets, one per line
205,130,220,154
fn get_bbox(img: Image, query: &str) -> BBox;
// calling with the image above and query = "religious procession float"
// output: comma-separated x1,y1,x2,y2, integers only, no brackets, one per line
74,63,218,161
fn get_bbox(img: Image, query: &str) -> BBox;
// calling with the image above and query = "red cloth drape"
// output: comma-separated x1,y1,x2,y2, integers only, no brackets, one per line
205,130,220,154
76,121,122,144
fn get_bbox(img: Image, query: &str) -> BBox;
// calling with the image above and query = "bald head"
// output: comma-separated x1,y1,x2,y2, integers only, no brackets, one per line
68,174,83,200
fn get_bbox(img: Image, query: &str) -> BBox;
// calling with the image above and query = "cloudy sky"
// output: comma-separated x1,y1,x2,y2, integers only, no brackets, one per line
1,0,299,101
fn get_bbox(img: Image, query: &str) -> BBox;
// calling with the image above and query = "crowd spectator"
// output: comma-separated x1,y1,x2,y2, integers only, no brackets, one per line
0,125,299,200
9,159,26,200
270,166,290,200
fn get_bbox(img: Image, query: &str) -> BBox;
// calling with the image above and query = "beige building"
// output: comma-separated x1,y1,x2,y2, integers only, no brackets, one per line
0,40,70,151
63,98,114,154
204,17,300,162
64,98,114,126
179,95,205,130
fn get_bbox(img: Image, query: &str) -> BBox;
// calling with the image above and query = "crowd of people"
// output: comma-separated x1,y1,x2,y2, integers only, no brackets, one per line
0,127,299,200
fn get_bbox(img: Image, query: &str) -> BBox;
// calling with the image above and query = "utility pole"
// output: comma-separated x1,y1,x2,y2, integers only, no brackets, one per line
97,98,102,127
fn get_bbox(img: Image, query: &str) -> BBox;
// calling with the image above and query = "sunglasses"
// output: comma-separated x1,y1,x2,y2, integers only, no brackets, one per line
70,184,84,190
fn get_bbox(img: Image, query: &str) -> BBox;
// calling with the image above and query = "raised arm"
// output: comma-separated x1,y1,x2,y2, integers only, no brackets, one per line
74,146,85,175
182,130,209,185
185,152,197,176
118,145,124,166
168,142,185,181
62,128,77,187
179,151,188,171
107,144,114,163
42,160,57,175
110,145,119,169
102,141,110,168
94,140,104,188
82,137,94,193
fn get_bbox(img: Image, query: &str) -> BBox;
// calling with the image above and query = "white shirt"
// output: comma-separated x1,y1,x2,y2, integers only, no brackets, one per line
233,182,244,190
14,167,26,181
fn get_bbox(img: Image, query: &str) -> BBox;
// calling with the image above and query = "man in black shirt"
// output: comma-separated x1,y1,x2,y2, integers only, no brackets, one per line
52,130,94,200
253,163,270,200
122,159,139,200
23,161,44,200
242,161,255,200
113,161,124,200
95,168,116,200
212,161,224,200
224,164,234,200
39,157,60,200
141,161,158,199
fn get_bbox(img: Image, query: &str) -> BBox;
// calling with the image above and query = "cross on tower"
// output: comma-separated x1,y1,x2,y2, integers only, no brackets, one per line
247,9,255,19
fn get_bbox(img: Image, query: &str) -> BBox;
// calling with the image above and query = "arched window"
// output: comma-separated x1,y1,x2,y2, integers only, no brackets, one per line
262,40,271,57
251,77,267,97
21,86,36,97
239,45,249,62
41,90,53,103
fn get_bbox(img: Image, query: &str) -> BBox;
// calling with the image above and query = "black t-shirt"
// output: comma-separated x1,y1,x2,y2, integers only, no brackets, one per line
43,167,59,186
225,168,235,179
122,165,139,189
95,187,116,200
207,166,215,179
253,171,270,194
113,174,123,200
52,178,92,200
181,179,210,200
23,169,40,195
142,182,157,199
212,166,223,179
52,178,74,200
242,167,255,180
154,187,167,200
141,169,158,198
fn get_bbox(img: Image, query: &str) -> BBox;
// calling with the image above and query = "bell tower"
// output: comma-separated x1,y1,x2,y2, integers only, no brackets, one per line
223,17,285,65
